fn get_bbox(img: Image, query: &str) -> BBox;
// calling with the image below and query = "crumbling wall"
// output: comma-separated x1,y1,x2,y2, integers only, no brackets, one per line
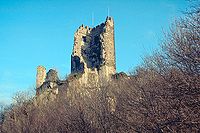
36,66,46,94
46,69,59,82
71,17,116,86
36,68,59,96
35,17,116,99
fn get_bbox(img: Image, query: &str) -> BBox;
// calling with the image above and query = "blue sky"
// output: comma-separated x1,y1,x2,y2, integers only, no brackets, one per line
0,0,189,104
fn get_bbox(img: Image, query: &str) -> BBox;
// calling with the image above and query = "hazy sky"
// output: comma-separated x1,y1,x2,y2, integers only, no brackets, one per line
0,0,189,104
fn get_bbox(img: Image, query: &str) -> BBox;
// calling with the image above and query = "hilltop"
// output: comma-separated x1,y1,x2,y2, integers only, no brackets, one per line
0,6,200,133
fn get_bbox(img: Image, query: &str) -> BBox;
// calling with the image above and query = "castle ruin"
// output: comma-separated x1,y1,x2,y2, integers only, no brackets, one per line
36,67,59,96
36,16,116,96
71,16,116,86
36,66,46,94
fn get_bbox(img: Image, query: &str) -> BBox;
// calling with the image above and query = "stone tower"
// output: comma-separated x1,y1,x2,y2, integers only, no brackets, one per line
71,16,116,85
36,66,46,89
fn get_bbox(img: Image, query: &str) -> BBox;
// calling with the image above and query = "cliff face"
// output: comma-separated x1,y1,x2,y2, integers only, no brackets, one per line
71,17,116,86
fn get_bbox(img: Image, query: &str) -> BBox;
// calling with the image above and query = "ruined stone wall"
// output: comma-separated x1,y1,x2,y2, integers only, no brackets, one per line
36,67,59,96
46,69,59,82
99,17,116,83
71,17,116,86
36,66,46,89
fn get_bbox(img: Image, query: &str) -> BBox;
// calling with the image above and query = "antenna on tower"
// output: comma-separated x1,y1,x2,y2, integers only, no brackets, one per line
107,6,110,17
92,12,94,27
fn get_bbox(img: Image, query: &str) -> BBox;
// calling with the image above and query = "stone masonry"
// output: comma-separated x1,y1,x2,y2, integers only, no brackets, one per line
36,67,59,96
71,16,116,86
35,16,117,97
36,66,46,89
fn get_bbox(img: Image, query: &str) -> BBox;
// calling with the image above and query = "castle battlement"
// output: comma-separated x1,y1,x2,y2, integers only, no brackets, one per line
75,25,92,35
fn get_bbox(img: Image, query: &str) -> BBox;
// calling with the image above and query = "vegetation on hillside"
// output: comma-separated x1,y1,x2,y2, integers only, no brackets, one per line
0,4,199,133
